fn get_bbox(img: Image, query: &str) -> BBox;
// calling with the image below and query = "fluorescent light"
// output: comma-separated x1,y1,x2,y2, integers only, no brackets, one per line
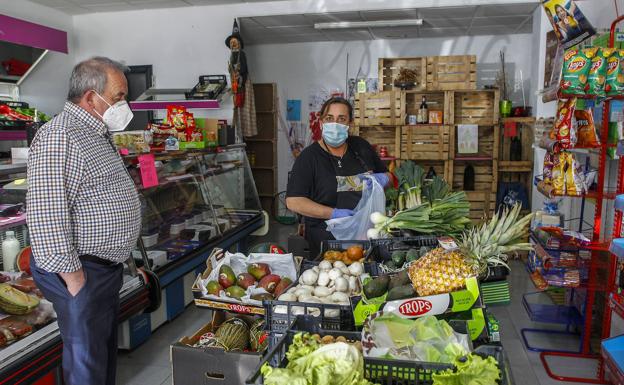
314,19,423,30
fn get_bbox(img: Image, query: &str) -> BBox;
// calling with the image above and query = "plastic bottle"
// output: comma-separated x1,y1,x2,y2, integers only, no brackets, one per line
2,231,20,272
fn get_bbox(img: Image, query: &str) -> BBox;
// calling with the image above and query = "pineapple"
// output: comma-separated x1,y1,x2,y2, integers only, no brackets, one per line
408,203,533,296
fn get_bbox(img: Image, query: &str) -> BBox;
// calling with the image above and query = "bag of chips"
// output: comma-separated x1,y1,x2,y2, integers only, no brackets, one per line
543,151,555,183
565,152,585,195
606,50,624,96
574,109,600,148
167,105,187,131
552,152,566,195
555,98,576,148
561,49,591,95
588,48,611,96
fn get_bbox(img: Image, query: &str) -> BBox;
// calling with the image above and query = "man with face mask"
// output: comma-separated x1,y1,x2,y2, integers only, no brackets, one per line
26,57,141,385
286,97,392,258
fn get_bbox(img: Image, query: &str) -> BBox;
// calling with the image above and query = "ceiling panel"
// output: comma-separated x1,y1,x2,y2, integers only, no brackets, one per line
252,14,310,27
475,3,538,17
419,27,467,38
419,6,478,19
424,18,472,28
324,30,373,41
304,12,363,24
360,9,420,21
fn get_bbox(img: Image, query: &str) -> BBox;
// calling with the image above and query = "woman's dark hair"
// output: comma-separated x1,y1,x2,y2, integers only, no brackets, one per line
320,97,354,121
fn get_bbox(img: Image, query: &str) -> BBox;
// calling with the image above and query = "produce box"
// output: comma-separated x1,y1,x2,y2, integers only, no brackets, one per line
171,310,265,385
354,91,402,126
369,236,439,274
317,239,371,261
352,277,482,327
192,248,298,315
263,258,369,333
246,314,511,385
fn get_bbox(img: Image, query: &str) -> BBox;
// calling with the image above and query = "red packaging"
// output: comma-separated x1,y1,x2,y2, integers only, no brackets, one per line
574,109,600,148
555,98,576,149
167,105,187,131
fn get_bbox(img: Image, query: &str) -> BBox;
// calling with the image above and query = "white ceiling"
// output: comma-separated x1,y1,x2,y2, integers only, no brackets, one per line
240,3,539,44
25,0,291,15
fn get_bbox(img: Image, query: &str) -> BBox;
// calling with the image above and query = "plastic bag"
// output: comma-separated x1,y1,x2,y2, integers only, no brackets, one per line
326,175,385,240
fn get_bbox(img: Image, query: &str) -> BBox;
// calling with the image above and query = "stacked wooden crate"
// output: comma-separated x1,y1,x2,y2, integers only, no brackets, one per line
354,55,500,222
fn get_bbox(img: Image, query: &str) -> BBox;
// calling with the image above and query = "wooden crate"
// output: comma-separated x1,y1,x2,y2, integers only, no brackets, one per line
499,118,535,163
354,91,402,126
355,126,401,159
451,125,498,159
402,90,452,124
397,159,452,183
465,190,498,222
378,57,427,91
400,125,450,161
451,160,497,192
452,90,500,126
426,55,477,91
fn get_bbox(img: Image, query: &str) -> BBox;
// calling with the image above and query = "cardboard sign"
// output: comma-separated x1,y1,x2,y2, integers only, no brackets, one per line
138,153,159,189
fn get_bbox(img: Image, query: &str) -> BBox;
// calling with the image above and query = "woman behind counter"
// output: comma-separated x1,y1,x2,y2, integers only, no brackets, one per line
286,96,392,258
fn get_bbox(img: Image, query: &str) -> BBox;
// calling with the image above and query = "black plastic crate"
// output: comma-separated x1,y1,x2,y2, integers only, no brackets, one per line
262,299,355,334
247,315,512,385
481,265,510,283
185,75,227,100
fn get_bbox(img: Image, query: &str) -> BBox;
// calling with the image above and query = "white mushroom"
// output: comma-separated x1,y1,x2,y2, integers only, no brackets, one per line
301,269,319,286
334,277,349,292
314,286,332,298
333,261,347,269
328,268,342,281
278,293,297,302
348,262,364,276
317,271,330,287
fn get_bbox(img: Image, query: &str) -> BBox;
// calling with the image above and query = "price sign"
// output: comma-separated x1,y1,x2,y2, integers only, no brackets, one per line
138,154,159,189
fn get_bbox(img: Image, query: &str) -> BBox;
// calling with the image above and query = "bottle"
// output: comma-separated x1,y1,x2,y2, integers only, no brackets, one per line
2,231,20,272
418,96,428,124
425,166,437,181
357,79,367,93
463,165,475,191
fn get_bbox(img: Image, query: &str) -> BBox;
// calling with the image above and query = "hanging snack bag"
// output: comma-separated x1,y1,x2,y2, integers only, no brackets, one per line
588,48,612,97
565,152,585,195
543,151,555,183
552,152,566,195
574,109,600,148
184,112,195,141
606,50,624,96
561,49,591,95
555,98,576,148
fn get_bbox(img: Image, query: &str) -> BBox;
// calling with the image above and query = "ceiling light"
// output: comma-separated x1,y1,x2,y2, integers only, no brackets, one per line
314,19,423,30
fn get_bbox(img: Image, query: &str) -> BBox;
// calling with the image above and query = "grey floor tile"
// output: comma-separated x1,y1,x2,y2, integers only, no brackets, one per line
116,363,170,385
159,375,172,385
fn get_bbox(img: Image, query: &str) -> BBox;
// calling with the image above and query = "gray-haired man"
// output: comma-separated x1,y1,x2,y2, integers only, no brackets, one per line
27,57,141,385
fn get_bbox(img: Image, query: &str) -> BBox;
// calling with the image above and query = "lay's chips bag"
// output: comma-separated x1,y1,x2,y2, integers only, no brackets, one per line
587,48,611,97
606,50,624,96
561,48,591,95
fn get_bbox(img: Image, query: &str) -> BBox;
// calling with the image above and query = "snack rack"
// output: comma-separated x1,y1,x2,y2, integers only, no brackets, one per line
532,16,624,384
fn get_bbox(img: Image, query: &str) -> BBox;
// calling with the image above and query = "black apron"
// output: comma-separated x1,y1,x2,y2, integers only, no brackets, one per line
305,146,370,259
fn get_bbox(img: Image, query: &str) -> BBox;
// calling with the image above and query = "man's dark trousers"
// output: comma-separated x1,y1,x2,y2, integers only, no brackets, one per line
31,255,123,385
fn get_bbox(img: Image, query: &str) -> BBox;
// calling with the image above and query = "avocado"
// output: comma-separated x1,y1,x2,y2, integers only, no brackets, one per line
391,250,406,266
363,275,390,299
388,270,411,290
386,284,417,301
406,248,420,263
384,260,398,270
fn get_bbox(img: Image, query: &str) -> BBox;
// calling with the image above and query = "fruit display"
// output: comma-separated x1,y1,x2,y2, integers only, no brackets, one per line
409,204,532,296
362,270,416,302
0,283,40,315
273,260,365,317
322,245,365,265
378,245,433,272
260,332,374,385
198,252,298,306
193,316,269,353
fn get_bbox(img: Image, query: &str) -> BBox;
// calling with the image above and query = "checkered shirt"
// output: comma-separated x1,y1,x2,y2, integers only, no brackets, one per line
27,102,142,273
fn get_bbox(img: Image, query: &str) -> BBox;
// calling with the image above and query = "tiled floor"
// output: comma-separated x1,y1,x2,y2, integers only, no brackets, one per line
117,222,595,385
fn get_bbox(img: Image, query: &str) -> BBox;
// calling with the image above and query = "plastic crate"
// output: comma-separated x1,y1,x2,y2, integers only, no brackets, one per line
316,239,372,261
248,316,511,385
262,299,355,334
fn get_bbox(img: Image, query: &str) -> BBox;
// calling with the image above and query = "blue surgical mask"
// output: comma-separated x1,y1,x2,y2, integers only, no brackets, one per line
322,122,349,147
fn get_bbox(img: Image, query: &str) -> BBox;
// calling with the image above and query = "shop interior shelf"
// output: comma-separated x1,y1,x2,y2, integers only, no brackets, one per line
522,291,584,325
501,117,536,124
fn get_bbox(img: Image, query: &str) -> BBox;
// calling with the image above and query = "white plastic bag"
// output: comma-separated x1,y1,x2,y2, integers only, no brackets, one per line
326,175,385,240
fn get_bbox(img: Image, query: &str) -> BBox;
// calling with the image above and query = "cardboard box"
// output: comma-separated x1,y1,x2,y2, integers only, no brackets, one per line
171,311,264,385
196,118,219,147
352,277,482,326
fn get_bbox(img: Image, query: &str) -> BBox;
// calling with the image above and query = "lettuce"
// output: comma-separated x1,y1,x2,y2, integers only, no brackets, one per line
432,354,501,385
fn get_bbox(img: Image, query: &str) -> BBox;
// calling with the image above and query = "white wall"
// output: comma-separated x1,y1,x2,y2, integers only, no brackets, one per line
0,0,76,115
247,33,535,190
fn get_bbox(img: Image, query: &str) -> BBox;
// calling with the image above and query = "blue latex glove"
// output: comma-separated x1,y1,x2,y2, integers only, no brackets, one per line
331,208,355,219
365,173,389,189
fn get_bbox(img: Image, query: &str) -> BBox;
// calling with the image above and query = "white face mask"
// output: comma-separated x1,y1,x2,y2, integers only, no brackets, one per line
93,91,133,132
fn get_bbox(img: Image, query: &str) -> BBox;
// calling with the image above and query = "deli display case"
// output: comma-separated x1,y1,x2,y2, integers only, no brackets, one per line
117,144,264,346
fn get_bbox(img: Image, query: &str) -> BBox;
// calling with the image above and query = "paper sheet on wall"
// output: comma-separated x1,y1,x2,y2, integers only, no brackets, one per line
287,99,301,121
457,124,478,154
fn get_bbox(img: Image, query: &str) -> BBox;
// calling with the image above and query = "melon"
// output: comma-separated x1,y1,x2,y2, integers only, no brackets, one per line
16,246,31,275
